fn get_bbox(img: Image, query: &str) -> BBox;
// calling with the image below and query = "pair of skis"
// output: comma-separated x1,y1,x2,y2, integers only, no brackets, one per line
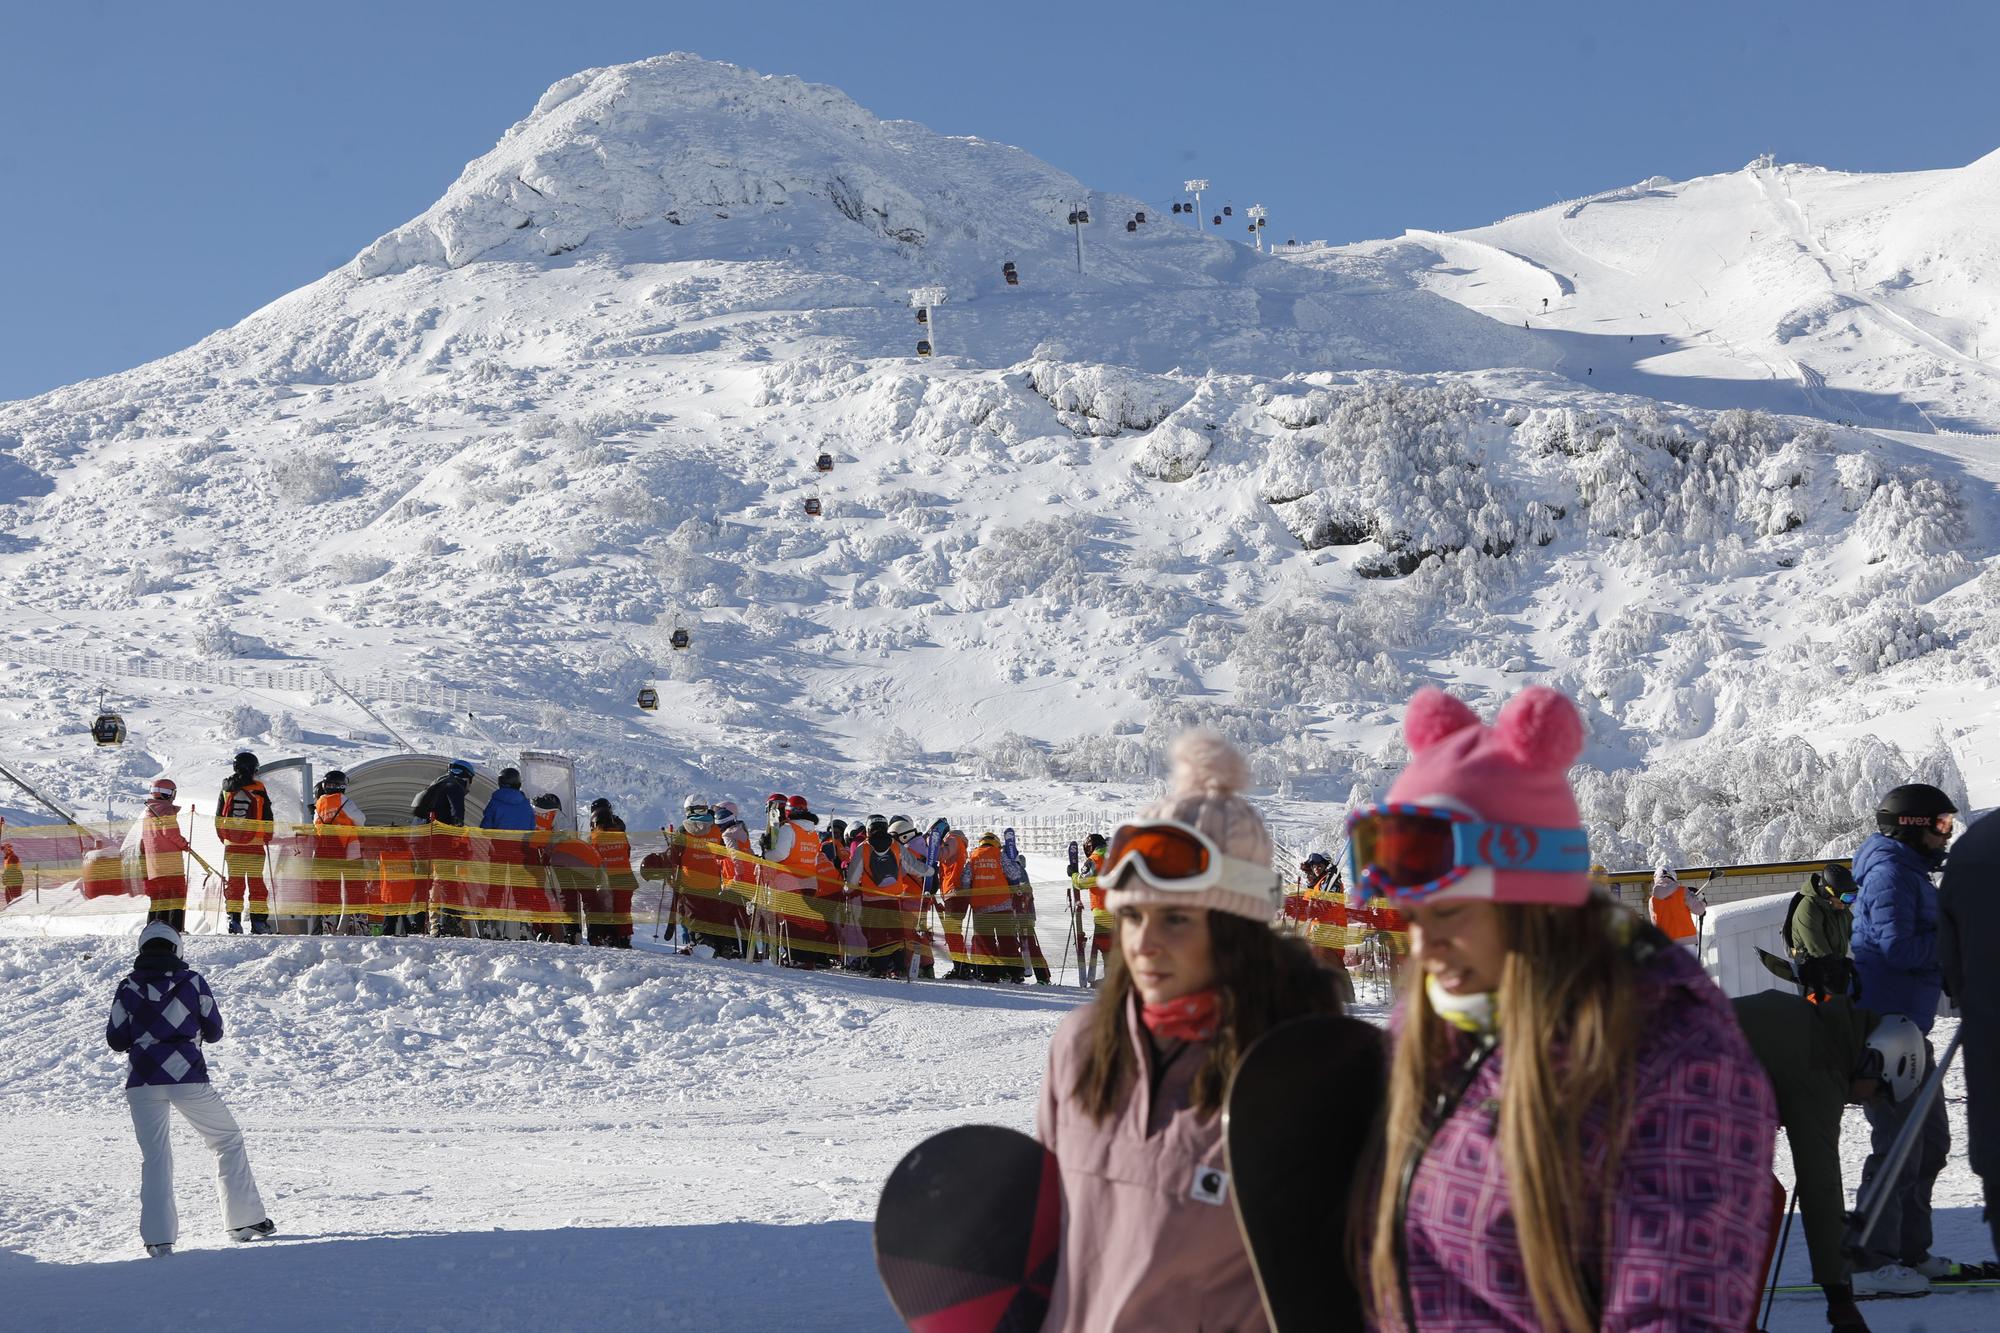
873,1014,1385,1331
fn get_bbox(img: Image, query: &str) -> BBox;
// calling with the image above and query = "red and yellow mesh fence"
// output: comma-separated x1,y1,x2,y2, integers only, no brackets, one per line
0,821,1063,969
1278,887,1408,968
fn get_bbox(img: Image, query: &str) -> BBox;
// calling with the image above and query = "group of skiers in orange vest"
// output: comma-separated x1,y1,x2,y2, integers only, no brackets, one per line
642,796,1062,981
121,754,637,945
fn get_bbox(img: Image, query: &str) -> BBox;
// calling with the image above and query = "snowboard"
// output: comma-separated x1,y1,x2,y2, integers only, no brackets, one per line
874,1124,1061,1332
1224,1013,1387,1333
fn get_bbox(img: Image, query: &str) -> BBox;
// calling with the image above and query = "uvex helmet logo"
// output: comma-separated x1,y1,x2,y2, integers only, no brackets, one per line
1478,826,1539,868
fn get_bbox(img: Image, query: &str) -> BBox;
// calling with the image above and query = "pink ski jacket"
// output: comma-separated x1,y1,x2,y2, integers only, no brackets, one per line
1390,942,1778,1331
1036,998,1267,1333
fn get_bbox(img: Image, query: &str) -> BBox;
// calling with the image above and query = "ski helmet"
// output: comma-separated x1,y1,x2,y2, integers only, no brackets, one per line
149,778,178,802
137,921,182,955
322,770,348,793
1082,833,1107,855
233,751,259,775
497,767,523,789
589,797,613,817
447,759,475,781
683,794,711,816
977,831,1002,848
1876,784,1957,841
712,800,739,824
887,815,917,841
533,793,562,811
1863,1014,1926,1103
766,792,787,809
825,819,848,843
787,795,810,816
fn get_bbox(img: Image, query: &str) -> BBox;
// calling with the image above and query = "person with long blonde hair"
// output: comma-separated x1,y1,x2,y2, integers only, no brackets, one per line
1356,686,1777,1331
1036,730,1341,1331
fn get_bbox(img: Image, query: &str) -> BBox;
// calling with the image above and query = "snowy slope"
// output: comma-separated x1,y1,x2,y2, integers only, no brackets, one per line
1320,153,2000,433
1,935,1988,1332
0,55,1995,873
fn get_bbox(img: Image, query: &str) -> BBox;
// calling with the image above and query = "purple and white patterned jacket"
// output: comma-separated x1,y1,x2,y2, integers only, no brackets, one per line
105,962,224,1089
1394,942,1778,1331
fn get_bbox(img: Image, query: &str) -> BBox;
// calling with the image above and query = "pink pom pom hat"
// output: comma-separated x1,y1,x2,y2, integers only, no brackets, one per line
1351,685,1594,907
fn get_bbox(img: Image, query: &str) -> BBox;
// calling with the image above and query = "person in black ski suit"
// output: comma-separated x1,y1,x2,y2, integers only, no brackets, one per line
107,922,275,1257
405,759,474,936
1941,809,2000,1261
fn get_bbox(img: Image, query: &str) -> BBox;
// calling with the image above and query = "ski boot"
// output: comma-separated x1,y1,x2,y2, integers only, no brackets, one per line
145,1243,173,1259
229,1219,277,1243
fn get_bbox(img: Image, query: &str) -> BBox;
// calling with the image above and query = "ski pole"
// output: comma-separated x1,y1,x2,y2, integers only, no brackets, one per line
1762,1186,1797,1331
1843,1029,1963,1258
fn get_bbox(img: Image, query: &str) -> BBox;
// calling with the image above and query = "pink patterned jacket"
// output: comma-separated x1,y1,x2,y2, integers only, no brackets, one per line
1393,942,1777,1331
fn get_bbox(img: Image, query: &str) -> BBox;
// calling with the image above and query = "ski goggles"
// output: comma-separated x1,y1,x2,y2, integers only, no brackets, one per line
1101,820,1276,896
1345,802,1590,902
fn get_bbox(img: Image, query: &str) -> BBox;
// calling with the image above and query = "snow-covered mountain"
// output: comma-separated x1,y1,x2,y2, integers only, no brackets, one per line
0,54,1993,870
1320,150,2000,433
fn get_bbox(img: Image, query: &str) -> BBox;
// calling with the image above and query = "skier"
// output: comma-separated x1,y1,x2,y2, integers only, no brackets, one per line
1848,782,1966,1295
845,815,924,977
1000,829,1051,984
587,798,634,947
141,779,195,930
215,752,274,935
477,768,537,936
1940,809,2000,1261
1786,863,1860,1002
1036,731,1338,1331
1357,686,1776,1332
1,839,20,906
713,799,752,853
531,794,599,944
106,922,274,1257
1069,833,1110,987
932,826,972,977
1647,863,1707,948
409,759,474,936
1733,990,1921,1332
310,771,367,934
960,832,1014,981
766,795,839,966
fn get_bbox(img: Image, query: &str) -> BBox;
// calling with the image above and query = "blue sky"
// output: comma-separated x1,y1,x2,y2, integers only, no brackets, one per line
2,0,1995,401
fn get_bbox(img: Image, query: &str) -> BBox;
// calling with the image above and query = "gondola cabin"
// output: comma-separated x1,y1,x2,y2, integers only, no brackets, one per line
1172,202,1184,214
1002,262,1019,286
803,497,822,517
815,452,834,473
670,628,691,652
915,308,928,324
916,339,932,357
1126,219,1137,232
1212,215,1222,226
1135,211,1146,224
636,688,659,712
1223,205,1233,216
91,712,127,747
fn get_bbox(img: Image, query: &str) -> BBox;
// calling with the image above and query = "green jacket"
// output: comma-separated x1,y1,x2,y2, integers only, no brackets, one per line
1785,878,1853,962
1731,992,1875,1287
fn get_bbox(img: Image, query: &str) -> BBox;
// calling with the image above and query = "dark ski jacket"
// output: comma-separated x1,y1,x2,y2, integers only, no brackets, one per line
1940,811,2000,1179
1850,833,1945,1031
1732,991,1875,1287
106,956,224,1088
1785,878,1853,963
412,774,469,827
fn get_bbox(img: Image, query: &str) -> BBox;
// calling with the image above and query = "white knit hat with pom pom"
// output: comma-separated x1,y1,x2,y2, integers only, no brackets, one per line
1104,730,1280,923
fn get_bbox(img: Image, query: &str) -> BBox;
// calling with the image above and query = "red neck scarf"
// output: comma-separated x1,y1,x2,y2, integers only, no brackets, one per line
1140,989,1221,1043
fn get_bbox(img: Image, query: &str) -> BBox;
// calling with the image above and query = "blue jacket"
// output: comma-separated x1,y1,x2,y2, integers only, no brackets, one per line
106,960,223,1088
1850,833,1944,1031
479,787,536,832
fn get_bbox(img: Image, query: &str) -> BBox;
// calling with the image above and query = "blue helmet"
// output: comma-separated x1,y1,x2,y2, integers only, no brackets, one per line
447,759,475,780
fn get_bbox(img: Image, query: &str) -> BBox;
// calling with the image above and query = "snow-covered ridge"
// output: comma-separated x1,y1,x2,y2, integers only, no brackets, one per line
0,55,1995,877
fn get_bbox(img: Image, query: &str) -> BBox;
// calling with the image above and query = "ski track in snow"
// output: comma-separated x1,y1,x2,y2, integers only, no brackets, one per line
2,933,1992,1330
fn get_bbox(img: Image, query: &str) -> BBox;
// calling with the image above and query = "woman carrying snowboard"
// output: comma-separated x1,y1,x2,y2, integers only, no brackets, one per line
1357,686,1777,1331
1036,730,1341,1331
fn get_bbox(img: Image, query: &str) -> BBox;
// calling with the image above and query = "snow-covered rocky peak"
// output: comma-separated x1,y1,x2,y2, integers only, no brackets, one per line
355,54,1071,278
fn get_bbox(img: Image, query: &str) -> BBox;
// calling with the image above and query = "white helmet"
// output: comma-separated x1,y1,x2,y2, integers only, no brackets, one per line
713,800,740,824
683,794,712,816
1865,1014,1926,1104
886,815,918,841
137,921,182,955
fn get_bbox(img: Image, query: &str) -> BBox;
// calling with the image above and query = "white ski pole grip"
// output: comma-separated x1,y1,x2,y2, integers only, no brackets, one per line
1842,1028,1963,1259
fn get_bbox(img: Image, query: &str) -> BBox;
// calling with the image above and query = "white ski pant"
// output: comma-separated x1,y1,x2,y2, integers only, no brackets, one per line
125,1083,266,1244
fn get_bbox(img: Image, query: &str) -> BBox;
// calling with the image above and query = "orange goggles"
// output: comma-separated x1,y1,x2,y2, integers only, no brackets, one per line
1102,821,1219,891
